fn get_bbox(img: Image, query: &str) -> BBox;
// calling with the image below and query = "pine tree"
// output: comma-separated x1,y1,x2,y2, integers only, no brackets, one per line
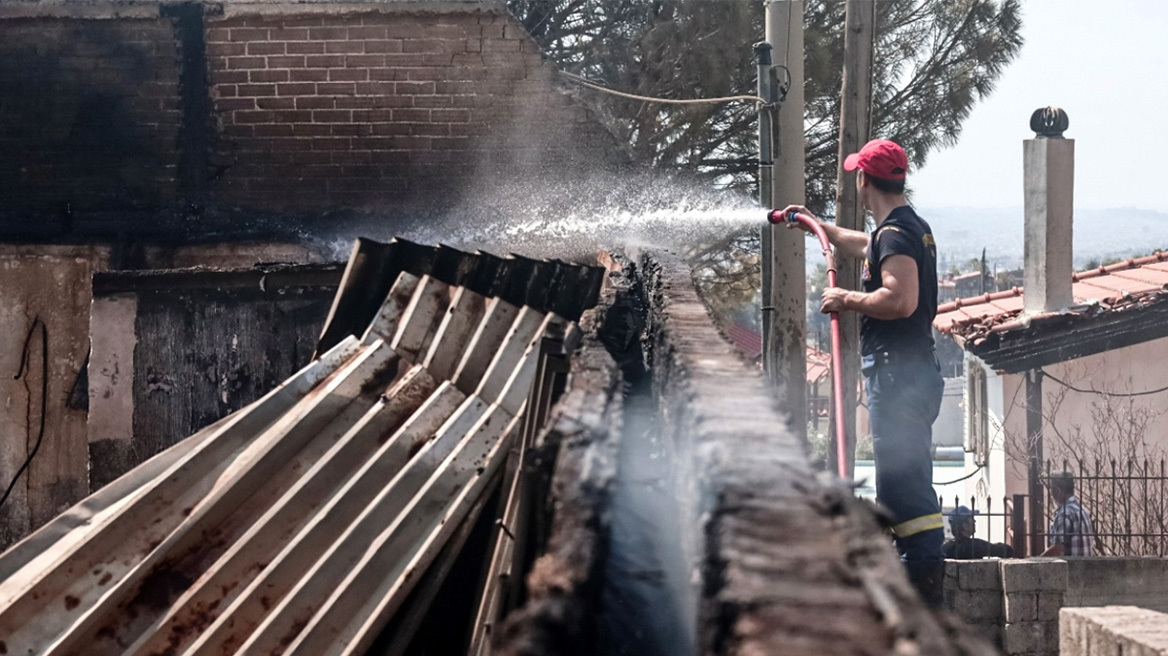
510,0,1024,215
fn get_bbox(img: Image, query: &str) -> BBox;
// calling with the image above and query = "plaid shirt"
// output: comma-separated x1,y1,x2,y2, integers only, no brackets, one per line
1049,495,1096,556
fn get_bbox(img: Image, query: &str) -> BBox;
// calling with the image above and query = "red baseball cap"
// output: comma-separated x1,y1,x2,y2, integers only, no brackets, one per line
843,138,908,181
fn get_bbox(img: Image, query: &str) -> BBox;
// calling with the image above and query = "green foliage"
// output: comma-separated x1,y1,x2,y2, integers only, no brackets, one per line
508,0,1025,215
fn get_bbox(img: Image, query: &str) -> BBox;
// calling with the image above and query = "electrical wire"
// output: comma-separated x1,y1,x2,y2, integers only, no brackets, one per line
1042,370,1168,398
0,317,48,511
559,71,769,106
934,463,985,486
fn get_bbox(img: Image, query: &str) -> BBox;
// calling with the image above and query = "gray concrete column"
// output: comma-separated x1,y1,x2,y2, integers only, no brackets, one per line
1023,107,1074,315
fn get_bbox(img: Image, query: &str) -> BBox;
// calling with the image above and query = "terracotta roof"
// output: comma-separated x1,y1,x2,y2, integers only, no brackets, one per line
724,323,831,383
725,322,763,360
934,251,1168,343
950,271,985,282
805,345,832,384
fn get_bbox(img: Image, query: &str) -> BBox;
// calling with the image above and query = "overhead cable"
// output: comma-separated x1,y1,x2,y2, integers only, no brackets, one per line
559,71,769,106
1042,370,1168,398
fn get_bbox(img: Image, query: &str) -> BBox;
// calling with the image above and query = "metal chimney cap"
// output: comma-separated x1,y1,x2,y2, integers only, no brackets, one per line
1030,107,1069,138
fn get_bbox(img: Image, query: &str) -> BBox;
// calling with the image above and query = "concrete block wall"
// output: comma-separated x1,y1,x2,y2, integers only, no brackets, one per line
944,559,1068,656
1001,559,1066,656
945,560,1004,646
1061,606,1168,656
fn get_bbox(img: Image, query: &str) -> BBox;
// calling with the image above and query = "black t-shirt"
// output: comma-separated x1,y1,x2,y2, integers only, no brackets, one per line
860,206,938,356
942,538,1014,560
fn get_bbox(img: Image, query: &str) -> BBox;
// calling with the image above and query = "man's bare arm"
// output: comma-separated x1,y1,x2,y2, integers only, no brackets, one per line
777,204,869,260
820,255,919,319
821,223,869,260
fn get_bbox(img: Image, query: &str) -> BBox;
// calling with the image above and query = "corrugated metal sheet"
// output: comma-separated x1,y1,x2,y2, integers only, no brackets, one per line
0,241,603,655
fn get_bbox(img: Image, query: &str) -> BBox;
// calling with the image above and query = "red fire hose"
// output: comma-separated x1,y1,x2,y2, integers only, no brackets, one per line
768,209,848,480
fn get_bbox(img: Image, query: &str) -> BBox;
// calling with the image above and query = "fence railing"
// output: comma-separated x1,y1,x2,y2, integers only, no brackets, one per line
1039,459,1168,557
941,459,1168,558
939,492,1023,553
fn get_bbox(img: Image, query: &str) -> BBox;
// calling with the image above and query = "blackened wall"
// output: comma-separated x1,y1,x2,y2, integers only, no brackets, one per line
0,3,629,238
87,265,341,490
0,17,182,231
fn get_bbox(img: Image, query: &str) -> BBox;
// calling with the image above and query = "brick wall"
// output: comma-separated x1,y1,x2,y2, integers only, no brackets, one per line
204,6,626,211
0,17,181,224
0,4,628,234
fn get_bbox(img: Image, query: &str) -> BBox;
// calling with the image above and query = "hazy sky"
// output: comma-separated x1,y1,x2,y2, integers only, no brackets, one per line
909,0,1168,211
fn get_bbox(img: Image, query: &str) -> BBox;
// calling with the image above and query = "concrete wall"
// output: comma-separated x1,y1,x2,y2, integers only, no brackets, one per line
0,2,628,236
87,264,342,489
1060,606,1168,656
0,246,109,548
1065,558,1168,614
960,336,1168,551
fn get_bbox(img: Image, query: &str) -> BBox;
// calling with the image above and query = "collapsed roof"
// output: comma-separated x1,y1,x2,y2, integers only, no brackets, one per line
0,239,602,655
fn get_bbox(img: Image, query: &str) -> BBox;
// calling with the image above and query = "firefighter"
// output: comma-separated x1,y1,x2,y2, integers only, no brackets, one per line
781,138,945,606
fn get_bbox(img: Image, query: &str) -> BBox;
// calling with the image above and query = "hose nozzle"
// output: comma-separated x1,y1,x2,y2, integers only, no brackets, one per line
767,209,800,224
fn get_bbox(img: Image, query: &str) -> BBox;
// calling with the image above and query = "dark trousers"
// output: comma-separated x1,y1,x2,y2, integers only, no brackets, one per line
864,353,944,563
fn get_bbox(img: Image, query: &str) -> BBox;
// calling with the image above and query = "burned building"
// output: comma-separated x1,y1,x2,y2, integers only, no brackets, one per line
0,1,1004,654
0,0,630,543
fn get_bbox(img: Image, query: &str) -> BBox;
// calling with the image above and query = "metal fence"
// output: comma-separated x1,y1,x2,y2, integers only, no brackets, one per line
1037,459,1168,557
939,494,1022,553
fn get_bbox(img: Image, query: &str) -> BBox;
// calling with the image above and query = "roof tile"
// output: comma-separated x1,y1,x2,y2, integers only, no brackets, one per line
935,251,1168,341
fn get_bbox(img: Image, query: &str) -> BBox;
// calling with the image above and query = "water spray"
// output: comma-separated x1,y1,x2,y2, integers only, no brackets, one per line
767,209,848,481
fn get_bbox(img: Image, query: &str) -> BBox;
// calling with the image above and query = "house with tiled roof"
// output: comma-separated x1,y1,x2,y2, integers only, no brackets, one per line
934,251,1168,554
723,323,840,429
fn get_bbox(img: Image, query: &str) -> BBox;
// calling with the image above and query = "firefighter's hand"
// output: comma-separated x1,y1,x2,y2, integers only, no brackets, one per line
779,204,818,231
820,287,849,313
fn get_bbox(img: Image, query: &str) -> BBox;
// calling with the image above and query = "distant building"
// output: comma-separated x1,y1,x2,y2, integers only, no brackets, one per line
725,324,962,449
951,270,995,298
935,252,1168,551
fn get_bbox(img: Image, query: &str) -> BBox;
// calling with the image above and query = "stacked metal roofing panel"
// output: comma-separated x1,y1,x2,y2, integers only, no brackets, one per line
0,239,604,656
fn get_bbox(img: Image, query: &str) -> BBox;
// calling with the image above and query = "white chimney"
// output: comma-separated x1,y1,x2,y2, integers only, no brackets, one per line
1023,107,1074,314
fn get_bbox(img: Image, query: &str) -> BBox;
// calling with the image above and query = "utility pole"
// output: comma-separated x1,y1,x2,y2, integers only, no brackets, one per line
829,0,874,478
762,0,807,447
